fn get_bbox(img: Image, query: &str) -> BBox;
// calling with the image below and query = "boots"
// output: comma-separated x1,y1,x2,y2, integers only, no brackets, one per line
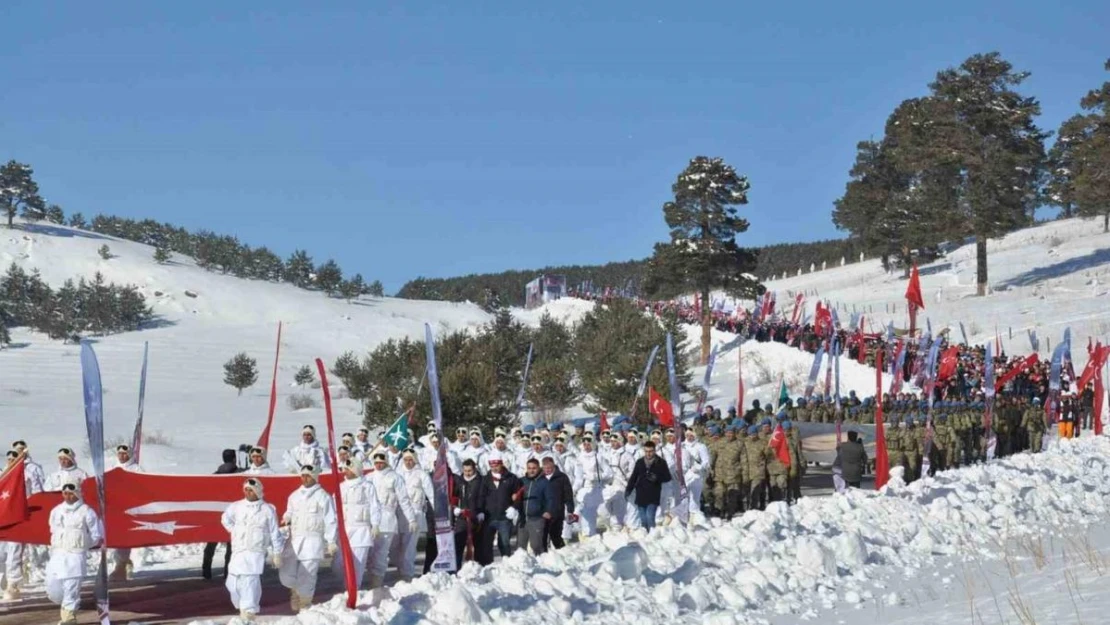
298,593,313,610
3,584,20,601
59,607,78,624
109,560,129,582
239,609,257,624
290,591,301,612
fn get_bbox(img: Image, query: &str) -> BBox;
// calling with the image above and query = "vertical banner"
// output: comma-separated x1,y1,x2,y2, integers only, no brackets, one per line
314,359,357,608
823,340,833,397
513,343,534,418
257,321,283,451
665,333,688,526
737,342,745,412
131,342,149,464
629,345,661,418
695,344,718,415
890,340,907,395
873,348,889,490
1047,339,1067,425
803,346,825,400
959,322,969,347
833,339,842,415
79,342,111,625
984,343,997,460
424,324,457,572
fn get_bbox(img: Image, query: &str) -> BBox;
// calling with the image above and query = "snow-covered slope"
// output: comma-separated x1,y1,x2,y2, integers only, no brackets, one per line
0,221,491,474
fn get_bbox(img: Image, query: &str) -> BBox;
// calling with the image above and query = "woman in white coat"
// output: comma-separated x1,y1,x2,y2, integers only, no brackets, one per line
279,465,338,612
46,481,103,625
339,457,381,590
221,478,285,623
365,451,417,588
392,449,434,581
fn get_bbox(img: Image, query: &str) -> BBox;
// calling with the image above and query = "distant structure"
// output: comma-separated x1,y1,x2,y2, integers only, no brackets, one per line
525,274,567,309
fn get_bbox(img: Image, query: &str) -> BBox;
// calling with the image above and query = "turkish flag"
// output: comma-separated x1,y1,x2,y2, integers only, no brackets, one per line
599,410,610,433
937,346,960,382
0,468,346,547
905,265,925,310
649,387,675,428
0,460,29,528
769,424,791,468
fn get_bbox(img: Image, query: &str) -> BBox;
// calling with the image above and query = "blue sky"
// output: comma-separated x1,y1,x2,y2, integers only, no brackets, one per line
1,1,1107,293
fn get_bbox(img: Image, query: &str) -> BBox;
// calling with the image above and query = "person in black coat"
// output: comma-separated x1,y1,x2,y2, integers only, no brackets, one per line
452,459,485,568
540,456,575,549
477,455,522,565
837,431,868,488
203,449,240,579
624,441,671,531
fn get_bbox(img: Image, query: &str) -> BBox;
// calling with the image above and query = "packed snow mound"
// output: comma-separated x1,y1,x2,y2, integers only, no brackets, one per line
513,297,596,327
224,437,1110,625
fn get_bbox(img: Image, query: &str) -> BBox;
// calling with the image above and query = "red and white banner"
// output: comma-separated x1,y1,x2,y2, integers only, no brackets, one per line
0,469,347,548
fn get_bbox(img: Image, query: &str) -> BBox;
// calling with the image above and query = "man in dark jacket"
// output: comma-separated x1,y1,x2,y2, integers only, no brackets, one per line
625,441,671,531
838,431,868,488
203,449,240,579
477,454,522,565
541,456,574,549
517,459,552,555
452,459,485,568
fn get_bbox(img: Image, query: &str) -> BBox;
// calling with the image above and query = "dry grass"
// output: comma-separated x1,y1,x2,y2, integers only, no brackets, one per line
287,393,318,410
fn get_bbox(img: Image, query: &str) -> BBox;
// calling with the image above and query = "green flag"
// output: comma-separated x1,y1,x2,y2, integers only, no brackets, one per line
776,378,789,412
382,411,411,450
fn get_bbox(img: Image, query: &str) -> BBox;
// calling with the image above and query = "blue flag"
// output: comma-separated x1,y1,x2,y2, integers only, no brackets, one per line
424,324,456,573
131,342,149,463
804,347,825,400
80,341,111,625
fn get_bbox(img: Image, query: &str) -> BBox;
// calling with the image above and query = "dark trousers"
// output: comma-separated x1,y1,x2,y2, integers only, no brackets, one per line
478,519,513,565
202,542,230,579
545,516,566,550
847,480,862,488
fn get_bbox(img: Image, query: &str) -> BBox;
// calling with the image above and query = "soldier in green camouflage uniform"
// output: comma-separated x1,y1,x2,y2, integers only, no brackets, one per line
1022,398,1046,453
745,425,767,511
711,426,745,518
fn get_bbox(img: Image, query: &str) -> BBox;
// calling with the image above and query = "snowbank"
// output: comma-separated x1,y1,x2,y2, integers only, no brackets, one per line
206,436,1110,625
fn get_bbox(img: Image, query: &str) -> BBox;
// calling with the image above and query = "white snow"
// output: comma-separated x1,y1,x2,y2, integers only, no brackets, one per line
176,436,1110,625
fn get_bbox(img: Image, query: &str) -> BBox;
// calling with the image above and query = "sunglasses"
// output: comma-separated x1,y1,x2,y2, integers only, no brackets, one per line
62,483,78,493
58,448,73,456
245,478,260,488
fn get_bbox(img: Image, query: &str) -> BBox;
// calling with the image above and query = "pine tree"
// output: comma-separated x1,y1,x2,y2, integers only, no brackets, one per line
338,278,362,302
98,244,112,260
284,250,314,288
315,259,343,295
224,352,259,396
0,161,46,227
294,365,315,387
153,244,173,264
67,212,87,229
527,312,580,418
0,315,9,348
1056,59,1110,231
888,52,1047,296
44,204,65,225
366,280,385,297
643,156,762,363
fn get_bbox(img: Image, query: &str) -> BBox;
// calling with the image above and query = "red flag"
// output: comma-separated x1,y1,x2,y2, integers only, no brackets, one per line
937,346,960,382
994,353,1040,392
873,348,890,490
905,265,924,337
905,266,925,309
737,343,745,411
599,410,610,433
1095,343,1105,436
316,358,358,609
649,387,675,427
0,459,29,528
256,321,283,451
770,424,791,468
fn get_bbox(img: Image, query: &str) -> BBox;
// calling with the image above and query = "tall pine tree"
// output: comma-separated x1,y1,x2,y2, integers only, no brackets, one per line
643,157,762,363
1050,59,1110,231
0,161,45,227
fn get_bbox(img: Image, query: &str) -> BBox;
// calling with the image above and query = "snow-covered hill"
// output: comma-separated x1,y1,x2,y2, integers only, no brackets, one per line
0,221,492,474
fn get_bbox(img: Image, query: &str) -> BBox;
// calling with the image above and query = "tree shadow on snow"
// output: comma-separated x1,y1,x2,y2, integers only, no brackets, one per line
917,262,952,277
995,248,1110,289
18,222,111,241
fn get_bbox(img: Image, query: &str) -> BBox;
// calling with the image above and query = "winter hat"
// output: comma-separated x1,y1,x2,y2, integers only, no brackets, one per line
343,457,363,475
747,425,759,436
6,450,18,461
299,464,321,480
782,420,792,430
338,445,351,454
243,478,264,499
11,440,27,452
358,427,370,435
250,446,267,459
488,451,504,465
371,451,388,463
302,425,316,436
58,447,75,461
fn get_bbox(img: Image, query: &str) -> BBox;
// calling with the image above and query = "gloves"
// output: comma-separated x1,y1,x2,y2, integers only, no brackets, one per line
326,543,337,557
453,507,463,516
271,553,282,569
409,521,418,534
477,513,486,523
568,513,579,524
505,507,519,523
